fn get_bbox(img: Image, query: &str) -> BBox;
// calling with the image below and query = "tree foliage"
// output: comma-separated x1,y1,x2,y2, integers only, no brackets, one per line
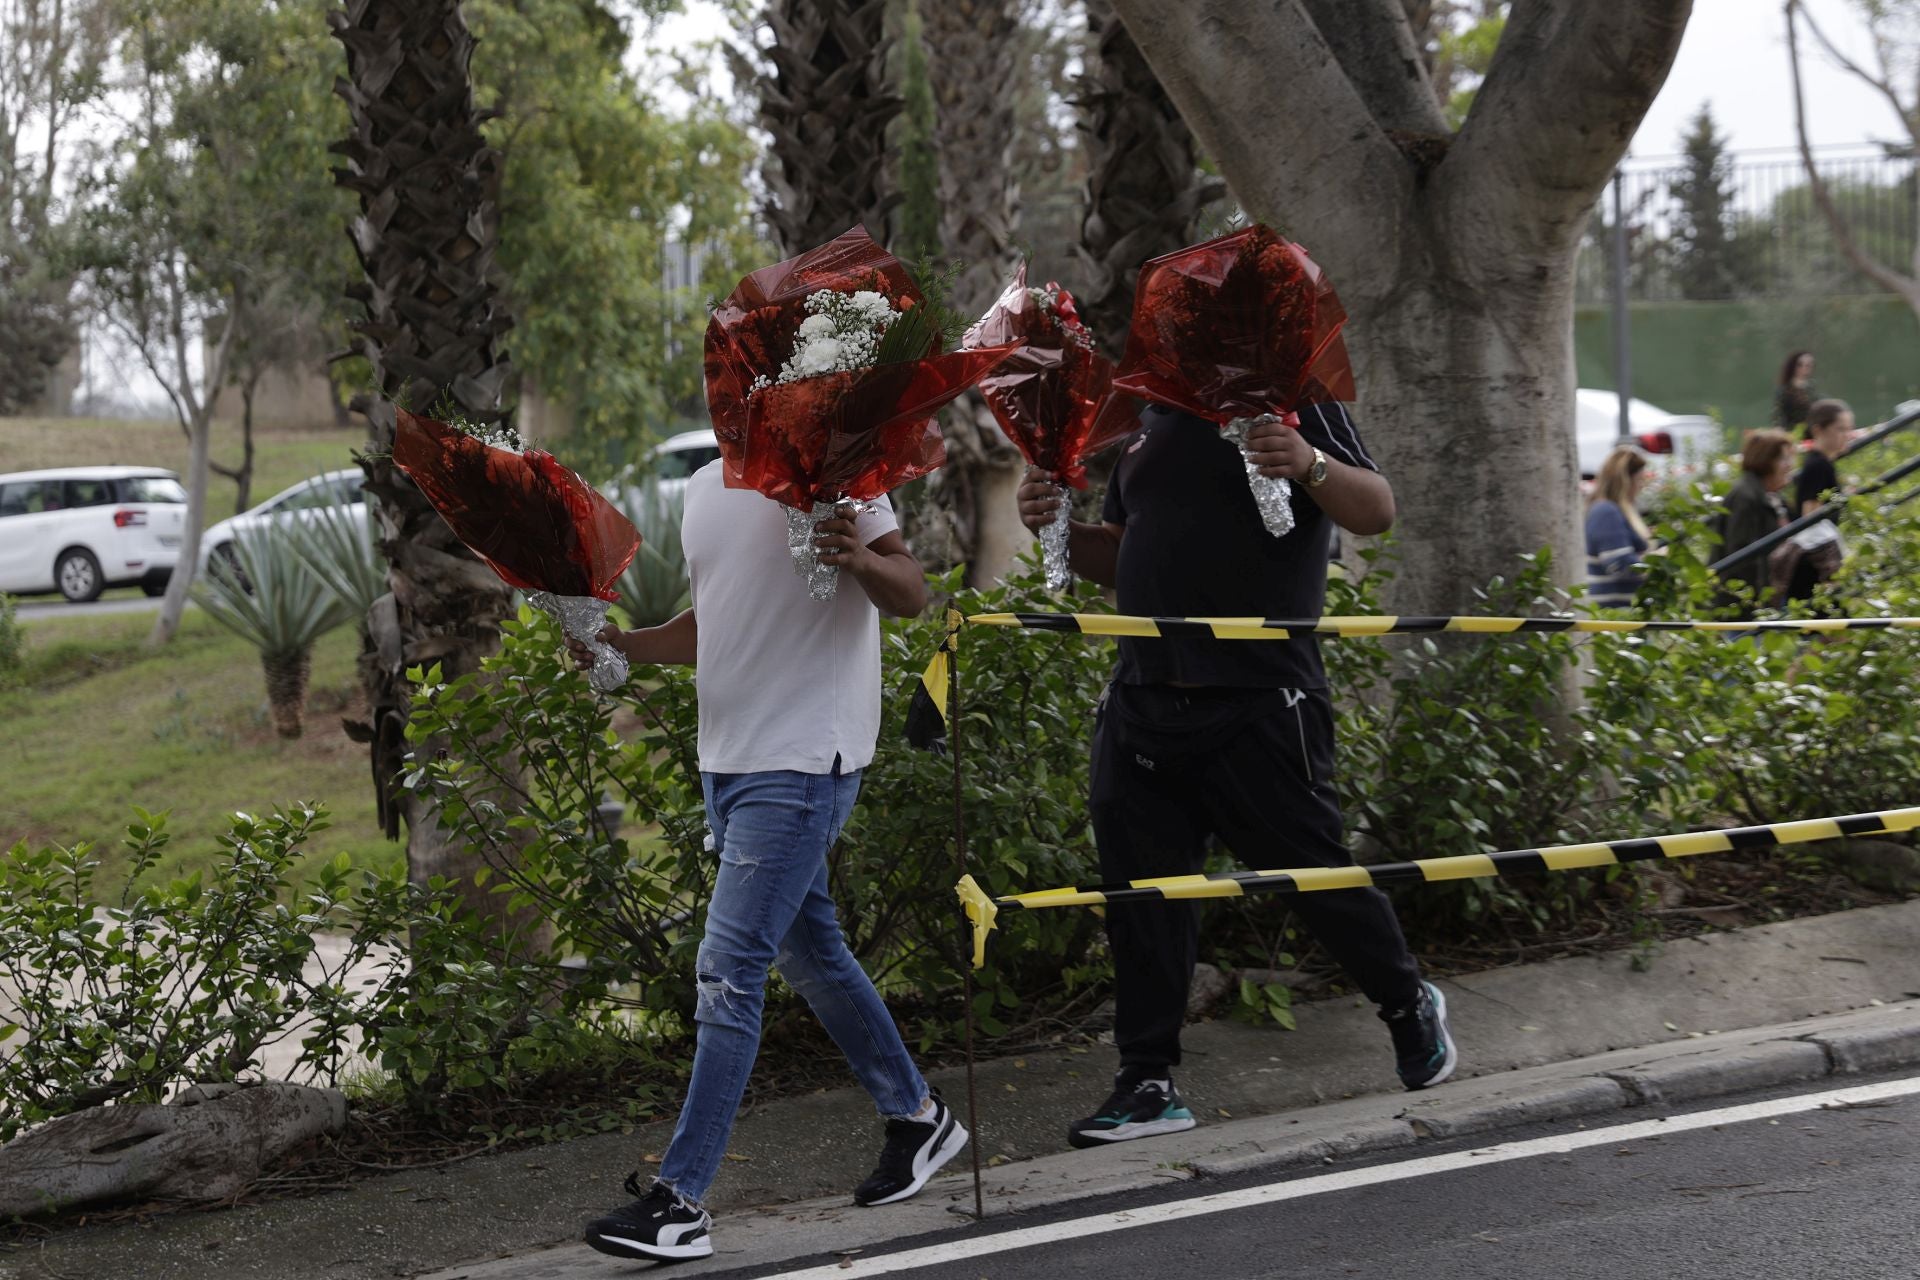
472,0,762,471
0,0,111,413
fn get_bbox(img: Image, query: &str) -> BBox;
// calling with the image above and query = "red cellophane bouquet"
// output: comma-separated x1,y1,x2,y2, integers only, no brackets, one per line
1111,224,1356,537
392,407,640,691
965,263,1138,588
704,225,1022,599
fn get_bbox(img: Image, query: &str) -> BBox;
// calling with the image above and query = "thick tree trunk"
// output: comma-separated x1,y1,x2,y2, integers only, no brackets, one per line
1340,270,1583,611
741,0,901,253
1106,0,1689,616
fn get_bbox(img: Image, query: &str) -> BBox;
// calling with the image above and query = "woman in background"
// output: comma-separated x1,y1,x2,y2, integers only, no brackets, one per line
1772,350,1817,431
1715,429,1795,612
1585,446,1654,609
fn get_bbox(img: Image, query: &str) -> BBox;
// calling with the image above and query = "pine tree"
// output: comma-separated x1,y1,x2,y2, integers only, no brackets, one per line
1670,104,1742,301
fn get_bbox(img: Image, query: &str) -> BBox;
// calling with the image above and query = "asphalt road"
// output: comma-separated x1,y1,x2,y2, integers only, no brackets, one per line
14,593,172,620
727,1072,1920,1280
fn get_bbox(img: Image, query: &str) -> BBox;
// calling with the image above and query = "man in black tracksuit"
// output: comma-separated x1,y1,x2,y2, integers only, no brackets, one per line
1016,401,1458,1147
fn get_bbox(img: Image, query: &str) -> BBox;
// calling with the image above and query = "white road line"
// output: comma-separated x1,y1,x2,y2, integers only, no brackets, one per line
764,1074,1920,1279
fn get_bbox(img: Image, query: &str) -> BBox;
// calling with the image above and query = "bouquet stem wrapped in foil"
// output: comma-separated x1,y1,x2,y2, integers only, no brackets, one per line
784,500,867,602
527,591,630,693
1041,489,1073,590
1222,415,1297,538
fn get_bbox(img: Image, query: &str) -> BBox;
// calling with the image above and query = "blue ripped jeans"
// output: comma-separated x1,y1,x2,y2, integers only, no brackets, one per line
655,765,930,1204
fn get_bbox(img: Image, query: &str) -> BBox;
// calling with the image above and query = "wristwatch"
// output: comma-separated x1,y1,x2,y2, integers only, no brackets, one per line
1305,446,1329,488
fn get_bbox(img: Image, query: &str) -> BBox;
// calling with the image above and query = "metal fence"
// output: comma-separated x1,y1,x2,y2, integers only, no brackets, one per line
1575,144,1917,305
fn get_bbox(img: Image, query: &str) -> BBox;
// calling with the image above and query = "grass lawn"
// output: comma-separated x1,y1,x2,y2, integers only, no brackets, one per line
0,415,362,528
0,608,402,885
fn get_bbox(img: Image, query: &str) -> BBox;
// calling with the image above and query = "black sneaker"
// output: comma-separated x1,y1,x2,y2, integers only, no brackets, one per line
1382,980,1458,1090
853,1091,970,1206
1066,1071,1198,1148
583,1173,713,1262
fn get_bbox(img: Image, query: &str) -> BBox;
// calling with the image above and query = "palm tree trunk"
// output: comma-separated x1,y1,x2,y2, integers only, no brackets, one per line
263,647,313,739
737,0,902,254
921,0,1029,586
1075,0,1225,359
330,0,534,938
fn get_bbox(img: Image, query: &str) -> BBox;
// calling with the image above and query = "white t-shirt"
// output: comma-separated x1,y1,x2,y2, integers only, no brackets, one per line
682,461,900,775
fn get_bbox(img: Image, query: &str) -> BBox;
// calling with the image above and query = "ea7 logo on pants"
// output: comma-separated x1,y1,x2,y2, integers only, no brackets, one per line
1134,753,1156,771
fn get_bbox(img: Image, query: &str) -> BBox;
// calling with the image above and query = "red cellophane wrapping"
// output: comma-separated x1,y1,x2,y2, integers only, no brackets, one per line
703,225,1022,511
1111,225,1355,425
965,264,1139,489
392,408,640,602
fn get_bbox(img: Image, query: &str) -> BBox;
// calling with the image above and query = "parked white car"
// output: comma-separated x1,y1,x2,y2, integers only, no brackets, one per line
0,466,189,602
1574,389,1723,482
605,429,721,508
647,429,721,492
198,469,366,580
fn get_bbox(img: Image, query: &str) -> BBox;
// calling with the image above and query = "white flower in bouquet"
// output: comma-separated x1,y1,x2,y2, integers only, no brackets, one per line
445,417,527,452
750,288,905,393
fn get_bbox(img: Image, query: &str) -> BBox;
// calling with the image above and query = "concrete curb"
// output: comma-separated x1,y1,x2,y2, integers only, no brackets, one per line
418,999,1920,1279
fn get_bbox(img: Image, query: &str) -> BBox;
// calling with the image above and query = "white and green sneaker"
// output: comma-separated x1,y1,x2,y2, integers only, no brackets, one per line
1067,1073,1198,1148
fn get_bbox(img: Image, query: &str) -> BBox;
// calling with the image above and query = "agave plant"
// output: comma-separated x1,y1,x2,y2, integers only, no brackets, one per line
615,480,691,628
283,485,387,636
192,523,353,739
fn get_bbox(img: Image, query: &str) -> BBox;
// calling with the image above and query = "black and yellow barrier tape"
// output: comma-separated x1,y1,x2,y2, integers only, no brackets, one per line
951,806,1920,969
963,611,1920,640
907,611,1920,749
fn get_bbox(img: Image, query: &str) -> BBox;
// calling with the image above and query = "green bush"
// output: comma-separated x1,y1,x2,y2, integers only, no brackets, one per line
853,567,1114,1042
0,800,665,1139
0,808,329,1141
403,563,1116,1050
1323,549,1640,934
1592,475,1920,827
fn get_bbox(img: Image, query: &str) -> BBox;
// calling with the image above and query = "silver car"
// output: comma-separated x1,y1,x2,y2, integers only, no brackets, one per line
198,469,366,580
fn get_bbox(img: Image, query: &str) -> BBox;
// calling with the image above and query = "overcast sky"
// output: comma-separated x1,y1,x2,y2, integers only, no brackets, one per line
1637,0,1902,157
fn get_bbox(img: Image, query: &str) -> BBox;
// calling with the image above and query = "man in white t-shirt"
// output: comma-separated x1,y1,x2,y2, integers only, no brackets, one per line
570,462,966,1264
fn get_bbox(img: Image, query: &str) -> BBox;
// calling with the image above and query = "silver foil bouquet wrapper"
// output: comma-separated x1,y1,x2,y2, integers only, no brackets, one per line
1222,414,1297,538
526,590,629,694
1041,489,1072,591
784,499,869,602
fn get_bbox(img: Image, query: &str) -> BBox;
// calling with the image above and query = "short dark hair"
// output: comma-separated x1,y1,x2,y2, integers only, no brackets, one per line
1805,398,1851,434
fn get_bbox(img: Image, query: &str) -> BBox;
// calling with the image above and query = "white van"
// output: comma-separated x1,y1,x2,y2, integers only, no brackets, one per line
0,466,189,602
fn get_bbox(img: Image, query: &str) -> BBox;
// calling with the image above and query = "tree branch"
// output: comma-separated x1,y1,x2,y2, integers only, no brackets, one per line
1297,0,1450,140
1105,0,1410,279
1786,0,1918,297
1445,0,1690,243
1794,0,1913,146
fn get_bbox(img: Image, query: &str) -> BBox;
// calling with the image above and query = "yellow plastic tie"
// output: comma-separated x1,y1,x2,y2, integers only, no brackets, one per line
954,874,1000,971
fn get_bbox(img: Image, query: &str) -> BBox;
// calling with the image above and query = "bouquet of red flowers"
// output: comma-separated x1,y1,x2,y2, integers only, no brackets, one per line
705,225,1022,599
392,407,640,691
1112,224,1356,536
965,264,1138,588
